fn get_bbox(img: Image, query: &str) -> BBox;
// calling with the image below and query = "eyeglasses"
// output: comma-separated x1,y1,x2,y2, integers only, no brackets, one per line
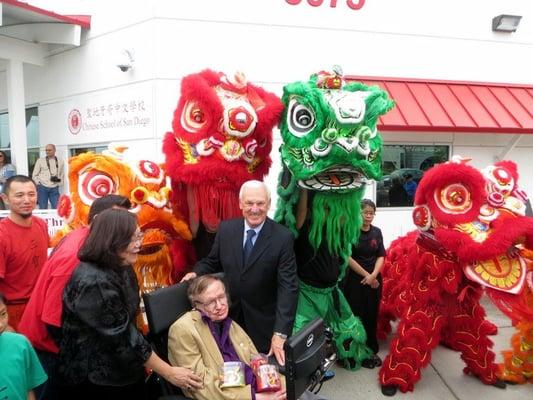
362,211,375,216
132,232,144,244
197,294,228,311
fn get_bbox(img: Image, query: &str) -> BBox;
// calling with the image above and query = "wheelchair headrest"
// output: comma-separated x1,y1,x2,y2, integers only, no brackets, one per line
143,282,192,335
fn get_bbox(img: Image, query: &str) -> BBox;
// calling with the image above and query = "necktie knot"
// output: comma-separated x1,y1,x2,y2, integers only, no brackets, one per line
243,229,256,264
246,229,256,240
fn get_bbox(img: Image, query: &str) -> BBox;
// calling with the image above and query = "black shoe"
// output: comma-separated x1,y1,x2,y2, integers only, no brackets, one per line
492,380,507,389
372,354,383,367
381,385,398,396
361,358,375,369
337,358,356,370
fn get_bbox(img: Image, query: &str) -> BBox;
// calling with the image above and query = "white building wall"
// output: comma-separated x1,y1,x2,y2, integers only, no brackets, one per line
1,0,532,245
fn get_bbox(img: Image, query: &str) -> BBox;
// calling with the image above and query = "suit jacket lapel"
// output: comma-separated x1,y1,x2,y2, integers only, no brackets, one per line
233,219,245,272
192,311,224,366
243,218,272,273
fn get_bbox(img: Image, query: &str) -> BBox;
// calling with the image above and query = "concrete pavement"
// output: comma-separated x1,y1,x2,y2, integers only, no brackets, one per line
317,297,533,399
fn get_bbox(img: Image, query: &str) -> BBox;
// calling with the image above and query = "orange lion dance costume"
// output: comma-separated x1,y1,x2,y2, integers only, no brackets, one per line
163,69,282,259
498,247,533,384
377,157,533,395
56,145,192,332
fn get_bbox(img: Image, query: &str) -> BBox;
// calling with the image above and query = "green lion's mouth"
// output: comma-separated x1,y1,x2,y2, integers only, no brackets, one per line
298,166,368,191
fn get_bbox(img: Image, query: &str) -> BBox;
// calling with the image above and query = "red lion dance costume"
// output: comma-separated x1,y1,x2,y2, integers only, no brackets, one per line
163,69,282,259
378,157,533,395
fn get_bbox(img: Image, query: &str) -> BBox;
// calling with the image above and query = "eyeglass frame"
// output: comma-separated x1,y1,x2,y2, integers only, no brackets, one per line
131,231,144,244
195,293,229,311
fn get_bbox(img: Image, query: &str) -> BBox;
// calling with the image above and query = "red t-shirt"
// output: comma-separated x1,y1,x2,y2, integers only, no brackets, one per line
0,216,49,301
18,227,89,353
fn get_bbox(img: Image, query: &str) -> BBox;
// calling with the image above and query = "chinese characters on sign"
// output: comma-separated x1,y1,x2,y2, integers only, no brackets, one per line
85,99,146,119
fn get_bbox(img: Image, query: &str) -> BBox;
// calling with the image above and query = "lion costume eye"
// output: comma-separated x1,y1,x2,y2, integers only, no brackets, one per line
434,183,472,214
287,98,316,137
139,160,161,179
181,101,206,133
78,170,117,205
487,166,514,195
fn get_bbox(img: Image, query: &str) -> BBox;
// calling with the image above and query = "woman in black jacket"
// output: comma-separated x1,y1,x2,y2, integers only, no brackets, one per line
57,208,202,399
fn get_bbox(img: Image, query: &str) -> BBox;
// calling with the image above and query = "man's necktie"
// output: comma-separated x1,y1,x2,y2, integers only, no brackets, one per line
243,229,256,264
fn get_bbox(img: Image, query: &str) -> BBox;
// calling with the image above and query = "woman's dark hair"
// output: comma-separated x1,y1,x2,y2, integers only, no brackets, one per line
78,208,138,268
0,150,10,165
0,291,5,306
87,194,132,224
361,198,377,211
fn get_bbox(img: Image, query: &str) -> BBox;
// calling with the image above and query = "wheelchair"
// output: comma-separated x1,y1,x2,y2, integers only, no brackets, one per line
143,275,335,400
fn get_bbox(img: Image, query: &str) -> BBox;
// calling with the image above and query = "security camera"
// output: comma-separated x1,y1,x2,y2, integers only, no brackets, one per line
117,49,134,72
117,63,132,72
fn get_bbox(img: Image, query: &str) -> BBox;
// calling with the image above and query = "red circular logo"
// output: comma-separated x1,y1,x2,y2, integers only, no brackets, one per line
68,109,82,135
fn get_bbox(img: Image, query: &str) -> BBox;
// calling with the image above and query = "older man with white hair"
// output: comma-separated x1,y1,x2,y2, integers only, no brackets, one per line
182,180,298,366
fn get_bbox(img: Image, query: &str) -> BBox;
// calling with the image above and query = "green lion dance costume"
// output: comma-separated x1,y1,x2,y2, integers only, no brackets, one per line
275,67,394,369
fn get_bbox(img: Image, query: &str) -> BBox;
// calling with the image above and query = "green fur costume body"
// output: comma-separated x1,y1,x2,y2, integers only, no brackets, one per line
275,68,394,369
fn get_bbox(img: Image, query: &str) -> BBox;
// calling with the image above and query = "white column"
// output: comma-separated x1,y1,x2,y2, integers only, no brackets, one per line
6,59,29,176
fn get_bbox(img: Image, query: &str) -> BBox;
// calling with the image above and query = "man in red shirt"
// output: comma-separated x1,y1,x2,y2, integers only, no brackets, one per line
0,175,49,331
18,194,131,400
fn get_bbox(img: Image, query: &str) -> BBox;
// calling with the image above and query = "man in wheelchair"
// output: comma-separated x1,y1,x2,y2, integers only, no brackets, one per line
144,276,334,400
168,275,287,400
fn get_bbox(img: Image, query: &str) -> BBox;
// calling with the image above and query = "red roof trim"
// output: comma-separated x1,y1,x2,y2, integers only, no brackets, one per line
1,0,91,28
380,125,533,134
347,75,533,134
64,15,91,27
347,74,533,89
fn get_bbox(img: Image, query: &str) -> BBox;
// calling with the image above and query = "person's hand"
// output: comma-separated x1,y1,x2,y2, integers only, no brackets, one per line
370,279,380,289
268,334,286,366
180,272,197,283
361,273,377,286
256,388,287,400
163,366,203,391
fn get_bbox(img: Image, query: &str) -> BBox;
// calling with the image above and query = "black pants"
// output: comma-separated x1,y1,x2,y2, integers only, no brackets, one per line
35,350,59,400
342,270,382,354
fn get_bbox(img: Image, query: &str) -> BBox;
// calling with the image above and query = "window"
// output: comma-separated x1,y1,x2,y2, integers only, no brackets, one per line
0,113,9,149
0,107,40,174
376,144,450,208
69,144,109,157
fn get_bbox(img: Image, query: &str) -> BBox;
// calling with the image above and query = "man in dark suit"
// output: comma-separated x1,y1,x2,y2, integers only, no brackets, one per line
181,180,298,365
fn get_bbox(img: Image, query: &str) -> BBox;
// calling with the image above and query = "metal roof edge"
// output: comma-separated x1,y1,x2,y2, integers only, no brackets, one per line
1,0,91,29
347,75,533,89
